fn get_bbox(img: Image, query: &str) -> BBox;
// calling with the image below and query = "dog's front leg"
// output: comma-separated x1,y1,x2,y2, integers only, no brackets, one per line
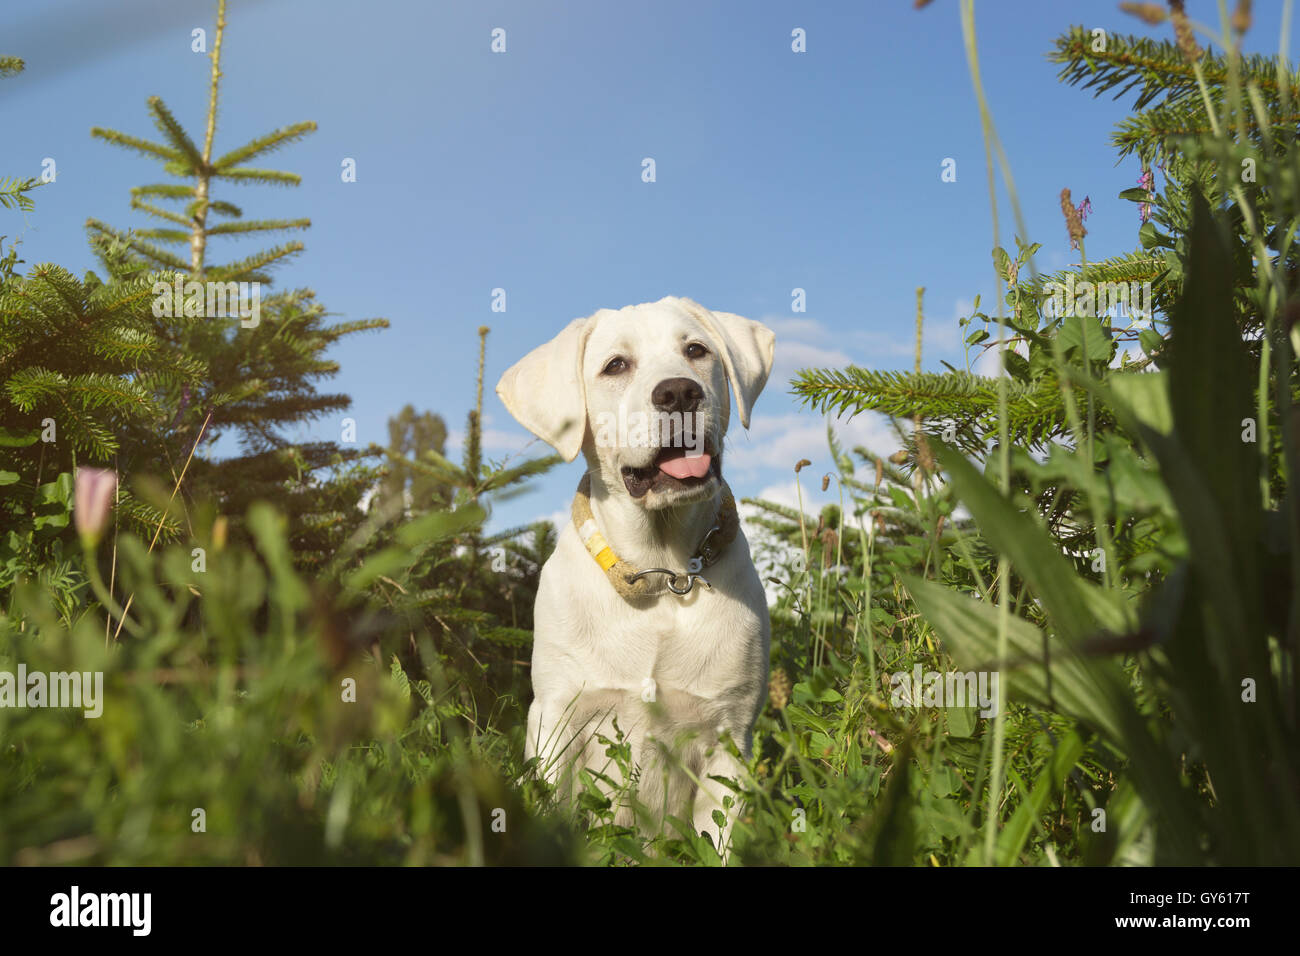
526,696,583,790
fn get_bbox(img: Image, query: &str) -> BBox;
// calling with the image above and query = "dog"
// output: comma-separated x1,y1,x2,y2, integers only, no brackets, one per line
496,296,775,854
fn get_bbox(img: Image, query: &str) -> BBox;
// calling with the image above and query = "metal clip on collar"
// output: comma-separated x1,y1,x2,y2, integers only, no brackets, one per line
629,556,712,595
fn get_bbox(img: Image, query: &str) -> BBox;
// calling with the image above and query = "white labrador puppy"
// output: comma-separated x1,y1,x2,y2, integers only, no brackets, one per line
497,296,775,853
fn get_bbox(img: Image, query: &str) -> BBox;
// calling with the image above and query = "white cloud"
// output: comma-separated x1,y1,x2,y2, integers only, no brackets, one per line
764,315,832,341
771,339,855,386
767,309,960,357
762,307,962,387
741,478,841,516
725,410,900,481
447,425,540,456
528,507,570,531
739,475,871,541
927,299,967,352
974,346,1003,378
738,476,876,605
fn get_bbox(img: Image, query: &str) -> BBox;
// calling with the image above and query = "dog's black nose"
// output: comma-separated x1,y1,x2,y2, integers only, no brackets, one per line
651,377,704,413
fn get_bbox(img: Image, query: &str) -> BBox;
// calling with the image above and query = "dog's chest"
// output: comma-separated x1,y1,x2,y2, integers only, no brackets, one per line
558,591,762,753
531,525,769,743
582,586,756,696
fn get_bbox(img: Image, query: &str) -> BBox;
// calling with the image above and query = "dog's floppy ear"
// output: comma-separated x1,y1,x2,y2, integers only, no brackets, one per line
681,300,776,429
496,315,594,462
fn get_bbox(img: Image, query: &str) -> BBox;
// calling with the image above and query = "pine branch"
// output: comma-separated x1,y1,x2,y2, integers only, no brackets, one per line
130,183,195,200
206,241,304,280
147,96,206,172
90,127,182,164
741,496,815,525
1051,24,1299,111
129,228,190,245
189,199,242,219
1113,98,1300,161
86,221,191,272
205,217,311,237
218,167,303,187
793,367,1078,445
128,199,194,228
316,317,390,342
1028,250,1169,294
478,454,562,493
1051,24,1300,162
0,176,40,212
211,122,318,171
89,273,176,319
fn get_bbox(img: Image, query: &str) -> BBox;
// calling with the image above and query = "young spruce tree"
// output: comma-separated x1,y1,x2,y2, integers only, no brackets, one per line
84,0,388,568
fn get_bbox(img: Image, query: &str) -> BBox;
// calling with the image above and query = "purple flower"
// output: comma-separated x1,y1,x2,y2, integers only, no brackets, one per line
1138,169,1155,224
75,467,118,547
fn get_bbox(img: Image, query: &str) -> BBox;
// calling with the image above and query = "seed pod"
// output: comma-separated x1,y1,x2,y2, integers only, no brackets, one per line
821,528,838,566
768,668,792,710
1232,0,1252,35
1061,188,1087,249
1168,0,1202,62
1118,2,1167,25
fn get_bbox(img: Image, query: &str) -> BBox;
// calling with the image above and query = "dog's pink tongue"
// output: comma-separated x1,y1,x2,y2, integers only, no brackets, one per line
659,453,711,480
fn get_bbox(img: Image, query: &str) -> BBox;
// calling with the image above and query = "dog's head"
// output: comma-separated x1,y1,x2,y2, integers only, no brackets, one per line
496,296,775,510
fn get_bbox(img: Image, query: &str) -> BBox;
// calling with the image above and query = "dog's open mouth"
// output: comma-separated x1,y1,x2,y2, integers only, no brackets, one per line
621,443,721,499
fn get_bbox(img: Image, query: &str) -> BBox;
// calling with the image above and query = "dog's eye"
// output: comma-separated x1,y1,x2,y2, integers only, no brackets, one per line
685,343,709,359
602,356,629,375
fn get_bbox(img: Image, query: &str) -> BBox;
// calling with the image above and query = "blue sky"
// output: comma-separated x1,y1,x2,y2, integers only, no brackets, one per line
3,0,1294,532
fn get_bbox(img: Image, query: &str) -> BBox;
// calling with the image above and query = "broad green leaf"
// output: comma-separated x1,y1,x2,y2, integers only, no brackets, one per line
393,503,484,549
1057,315,1112,362
992,246,1011,281
35,472,74,507
0,426,39,447
904,574,1128,743
1138,328,1164,358
932,441,1129,639
1109,370,1172,435
945,705,977,737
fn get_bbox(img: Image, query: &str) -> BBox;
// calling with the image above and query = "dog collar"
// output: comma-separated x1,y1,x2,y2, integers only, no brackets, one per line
571,472,739,600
